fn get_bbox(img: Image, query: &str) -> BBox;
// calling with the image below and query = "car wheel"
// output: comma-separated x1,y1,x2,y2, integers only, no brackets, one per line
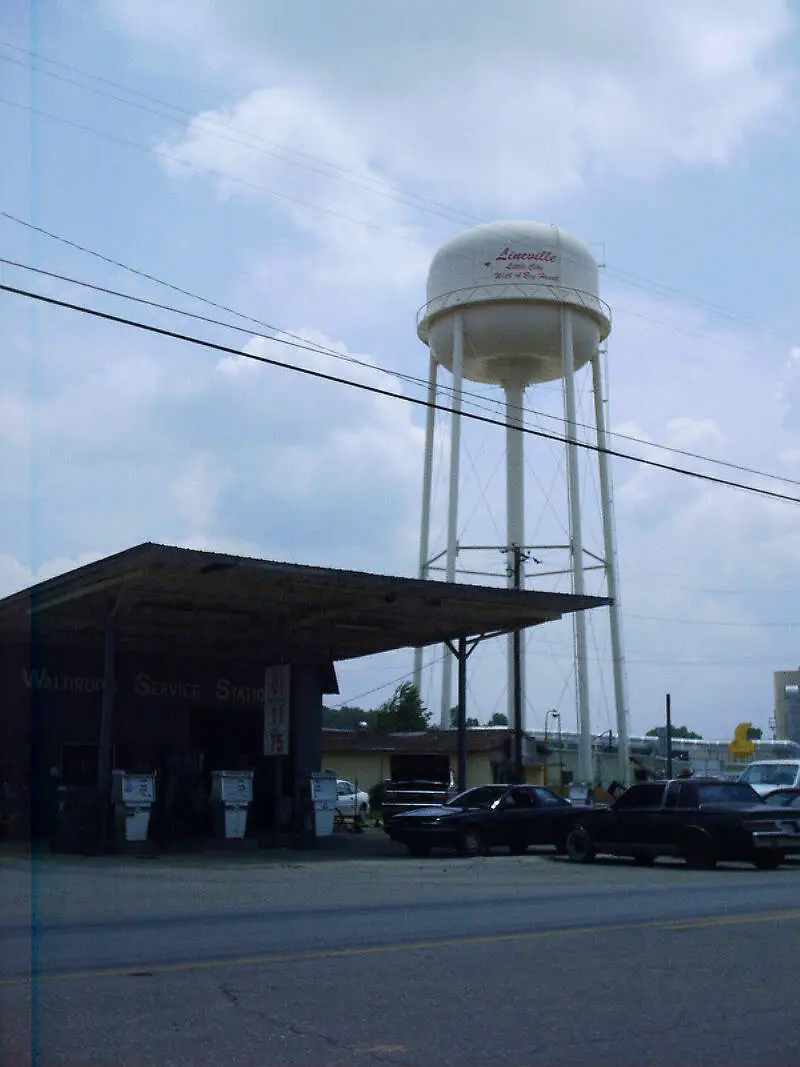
632,852,655,867
508,841,528,855
407,841,432,857
565,826,596,864
753,852,783,870
682,830,717,870
458,826,487,857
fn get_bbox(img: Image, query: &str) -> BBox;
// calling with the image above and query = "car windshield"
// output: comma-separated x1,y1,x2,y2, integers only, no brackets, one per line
695,783,762,805
446,786,507,808
739,763,800,786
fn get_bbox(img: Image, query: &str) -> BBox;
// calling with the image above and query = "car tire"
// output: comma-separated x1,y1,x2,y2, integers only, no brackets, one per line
508,841,528,855
458,826,487,857
682,829,717,870
407,842,432,857
565,826,596,864
753,852,784,870
632,852,655,867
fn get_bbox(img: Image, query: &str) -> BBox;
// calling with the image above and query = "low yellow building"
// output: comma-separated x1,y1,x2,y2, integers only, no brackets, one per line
322,728,544,797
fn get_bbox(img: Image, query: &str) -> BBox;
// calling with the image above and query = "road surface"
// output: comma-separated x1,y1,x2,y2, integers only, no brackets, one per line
2,845,799,1065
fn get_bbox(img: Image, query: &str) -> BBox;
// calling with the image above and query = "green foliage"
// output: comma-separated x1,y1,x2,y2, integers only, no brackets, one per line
372,682,431,732
448,706,481,729
646,724,703,740
747,726,763,740
368,781,386,811
489,712,509,726
322,704,369,729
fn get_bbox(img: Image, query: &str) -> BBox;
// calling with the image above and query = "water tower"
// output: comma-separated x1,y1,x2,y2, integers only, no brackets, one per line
412,220,630,786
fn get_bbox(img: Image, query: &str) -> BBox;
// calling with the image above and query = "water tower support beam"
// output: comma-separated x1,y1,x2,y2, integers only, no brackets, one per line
505,382,526,732
561,308,593,786
591,350,631,784
439,312,465,728
413,353,439,696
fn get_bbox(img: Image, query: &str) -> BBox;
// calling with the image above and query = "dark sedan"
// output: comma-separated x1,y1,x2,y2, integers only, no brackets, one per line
384,784,581,857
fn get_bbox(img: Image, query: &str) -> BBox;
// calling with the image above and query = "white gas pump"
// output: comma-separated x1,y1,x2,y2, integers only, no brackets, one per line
309,771,337,837
211,770,253,840
111,770,156,842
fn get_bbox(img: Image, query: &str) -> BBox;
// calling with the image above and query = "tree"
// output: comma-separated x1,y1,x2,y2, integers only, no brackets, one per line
448,706,480,729
646,725,703,740
489,712,509,726
372,682,431,732
322,704,369,729
747,726,763,740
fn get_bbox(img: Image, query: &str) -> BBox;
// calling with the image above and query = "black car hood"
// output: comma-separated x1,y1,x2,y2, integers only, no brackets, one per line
392,805,470,819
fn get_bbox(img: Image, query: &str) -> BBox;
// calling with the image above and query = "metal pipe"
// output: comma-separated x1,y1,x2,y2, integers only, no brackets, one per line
512,548,524,782
457,636,468,792
591,350,631,785
413,353,439,696
666,693,674,779
561,308,592,786
440,313,465,728
97,613,116,841
505,381,525,729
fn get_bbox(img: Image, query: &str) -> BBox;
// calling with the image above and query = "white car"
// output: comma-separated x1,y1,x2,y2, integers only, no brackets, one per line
335,779,370,820
737,760,800,797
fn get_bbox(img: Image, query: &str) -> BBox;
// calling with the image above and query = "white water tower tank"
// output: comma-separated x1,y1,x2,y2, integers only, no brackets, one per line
417,220,610,385
413,219,629,790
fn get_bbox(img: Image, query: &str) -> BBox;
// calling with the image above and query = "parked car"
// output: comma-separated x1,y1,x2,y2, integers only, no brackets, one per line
335,780,370,821
736,760,800,797
763,787,800,809
564,778,800,870
384,783,583,857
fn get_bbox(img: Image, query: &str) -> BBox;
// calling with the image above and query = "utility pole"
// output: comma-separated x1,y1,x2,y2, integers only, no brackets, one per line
456,637,468,794
512,545,524,783
666,692,673,779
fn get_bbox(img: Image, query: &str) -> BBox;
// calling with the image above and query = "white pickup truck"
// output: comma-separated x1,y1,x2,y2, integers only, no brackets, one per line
737,760,800,797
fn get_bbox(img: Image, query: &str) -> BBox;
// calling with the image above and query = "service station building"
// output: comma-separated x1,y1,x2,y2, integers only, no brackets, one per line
0,542,605,848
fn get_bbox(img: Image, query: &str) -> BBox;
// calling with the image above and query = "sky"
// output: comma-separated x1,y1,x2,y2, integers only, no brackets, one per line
1,0,799,741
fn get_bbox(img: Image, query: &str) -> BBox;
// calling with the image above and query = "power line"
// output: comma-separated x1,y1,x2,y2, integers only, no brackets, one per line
4,39,797,345
0,95,430,246
0,43,474,225
0,254,427,388
4,92,794,368
2,278,799,507
4,218,799,492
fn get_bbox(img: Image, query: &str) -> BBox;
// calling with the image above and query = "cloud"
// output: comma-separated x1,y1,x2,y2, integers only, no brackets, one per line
107,0,793,216
781,346,800,431
0,302,425,587
5,0,797,740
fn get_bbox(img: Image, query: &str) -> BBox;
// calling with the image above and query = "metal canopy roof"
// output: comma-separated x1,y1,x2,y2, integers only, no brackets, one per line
0,542,609,662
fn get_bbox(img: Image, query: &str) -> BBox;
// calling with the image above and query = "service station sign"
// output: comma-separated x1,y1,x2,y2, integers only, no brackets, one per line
264,664,291,756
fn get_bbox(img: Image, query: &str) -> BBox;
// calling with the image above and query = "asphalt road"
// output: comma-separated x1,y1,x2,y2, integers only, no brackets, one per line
2,846,800,1066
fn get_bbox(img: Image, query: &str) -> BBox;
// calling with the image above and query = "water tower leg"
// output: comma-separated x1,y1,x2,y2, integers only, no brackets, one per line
561,309,593,787
505,382,526,734
440,313,465,728
413,353,439,696
591,350,631,785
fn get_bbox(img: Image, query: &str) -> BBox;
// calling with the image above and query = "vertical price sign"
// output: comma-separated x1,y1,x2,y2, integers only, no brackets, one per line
264,665,291,756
